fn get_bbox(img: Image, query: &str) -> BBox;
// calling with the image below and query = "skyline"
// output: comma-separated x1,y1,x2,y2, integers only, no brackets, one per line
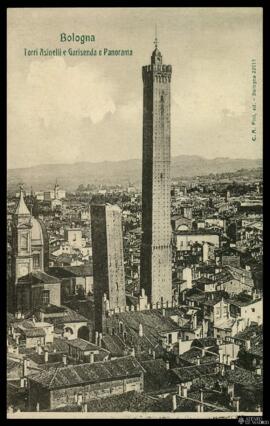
7,153,263,171
8,8,262,169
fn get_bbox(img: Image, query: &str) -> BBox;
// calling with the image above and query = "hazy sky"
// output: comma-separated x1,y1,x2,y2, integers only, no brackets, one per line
7,8,262,169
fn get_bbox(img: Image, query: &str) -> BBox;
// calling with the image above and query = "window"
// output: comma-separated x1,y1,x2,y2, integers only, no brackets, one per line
20,234,28,250
42,290,50,305
168,334,172,344
252,308,255,312
33,254,40,269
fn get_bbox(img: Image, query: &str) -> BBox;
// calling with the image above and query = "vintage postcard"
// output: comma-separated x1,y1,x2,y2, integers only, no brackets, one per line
7,7,263,419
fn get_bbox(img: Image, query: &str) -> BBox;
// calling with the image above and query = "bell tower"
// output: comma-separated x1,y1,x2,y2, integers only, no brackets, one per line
11,185,33,288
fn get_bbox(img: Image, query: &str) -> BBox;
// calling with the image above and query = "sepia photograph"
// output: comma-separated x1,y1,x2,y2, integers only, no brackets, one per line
7,7,263,419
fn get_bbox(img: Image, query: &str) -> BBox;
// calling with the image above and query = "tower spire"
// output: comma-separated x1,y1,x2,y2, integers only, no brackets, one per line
15,183,30,215
154,24,158,49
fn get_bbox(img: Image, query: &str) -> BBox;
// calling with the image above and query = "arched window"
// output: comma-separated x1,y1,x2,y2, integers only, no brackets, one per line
20,234,28,250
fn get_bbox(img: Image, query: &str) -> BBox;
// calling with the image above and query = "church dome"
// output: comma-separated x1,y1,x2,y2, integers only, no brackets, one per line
31,218,44,245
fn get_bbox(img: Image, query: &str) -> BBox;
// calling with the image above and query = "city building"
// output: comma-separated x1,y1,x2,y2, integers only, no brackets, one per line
27,356,144,411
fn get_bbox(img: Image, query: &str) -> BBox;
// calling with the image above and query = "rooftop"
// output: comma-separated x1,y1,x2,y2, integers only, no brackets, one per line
17,271,59,285
28,355,144,389
66,338,101,352
141,359,180,393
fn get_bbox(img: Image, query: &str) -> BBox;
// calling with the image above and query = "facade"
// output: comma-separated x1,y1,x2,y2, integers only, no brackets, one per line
91,204,126,332
16,271,61,313
64,228,83,249
140,41,172,305
175,231,220,252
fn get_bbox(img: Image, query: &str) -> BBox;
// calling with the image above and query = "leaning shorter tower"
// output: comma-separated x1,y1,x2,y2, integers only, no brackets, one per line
91,204,126,332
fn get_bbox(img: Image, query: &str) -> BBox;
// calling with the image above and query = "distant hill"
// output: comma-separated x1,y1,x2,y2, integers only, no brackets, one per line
7,155,262,192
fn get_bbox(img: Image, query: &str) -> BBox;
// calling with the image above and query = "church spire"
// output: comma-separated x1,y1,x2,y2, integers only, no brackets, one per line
154,24,158,49
14,184,31,216
151,26,162,65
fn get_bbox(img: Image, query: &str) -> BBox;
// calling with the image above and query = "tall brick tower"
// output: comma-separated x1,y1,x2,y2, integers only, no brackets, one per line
140,38,172,305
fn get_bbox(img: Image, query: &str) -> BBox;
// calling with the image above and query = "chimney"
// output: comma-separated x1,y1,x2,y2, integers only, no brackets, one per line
218,347,223,363
245,340,251,350
232,396,240,412
90,353,94,364
22,359,28,377
36,402,40,412
200,389,204,403
220,364,226,376
172,394,177,411
192,314,197,330
138,323,143,337
227,383,234,399
203,242,209,263
162,308,166,317
252,289,257,300
95,331,99,345
152,350,156,360
256,366,262,376
77,392,83,405
165,360,170,370
44,350,49,363
201,348,206,357
181,384,188,398
183,267,192,289
196,356,201,366
98,333,103,347
62,354,67,366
